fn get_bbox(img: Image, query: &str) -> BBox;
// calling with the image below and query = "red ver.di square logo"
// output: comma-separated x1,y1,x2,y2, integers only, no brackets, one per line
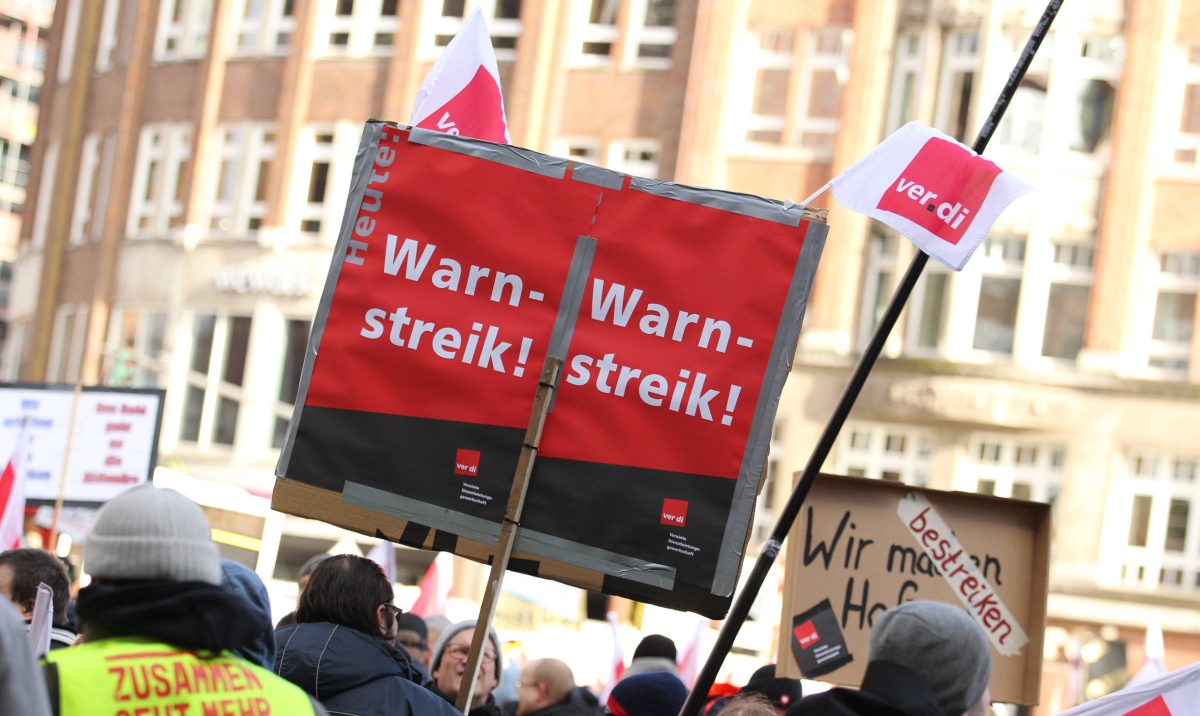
454,449,480,476
661,498,688,527
875,137,1002,246
793,620,820,649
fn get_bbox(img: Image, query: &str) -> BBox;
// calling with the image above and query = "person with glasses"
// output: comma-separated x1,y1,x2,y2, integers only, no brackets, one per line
431,620,505,715
274,554,461,716
506,658,603,716
395,611,432,668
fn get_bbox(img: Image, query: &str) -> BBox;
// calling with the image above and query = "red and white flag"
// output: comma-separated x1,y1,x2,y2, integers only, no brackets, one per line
830,121,1034,270
676,615,708,687
0,428,28,550
410,8,510,144
409,551,453,616
366,540,396,582
598,611,625,702
1058,661,1200,715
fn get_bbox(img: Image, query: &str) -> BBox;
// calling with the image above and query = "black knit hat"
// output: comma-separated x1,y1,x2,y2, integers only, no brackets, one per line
741,664,802,709
608,672,688,716
632,633,678,661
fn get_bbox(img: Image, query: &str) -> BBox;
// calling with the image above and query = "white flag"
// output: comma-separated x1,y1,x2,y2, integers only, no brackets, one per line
830,121,1034,270
28,582,53,657
366,540,396,582
0,427,29,550
411,8,510,144
1058,661,1200,715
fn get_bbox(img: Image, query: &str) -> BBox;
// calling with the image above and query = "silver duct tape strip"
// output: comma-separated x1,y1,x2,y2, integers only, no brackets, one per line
407,126,568,179
547,235,597,362
711,220,829,596
277,120,386,478
343,482,678,590
571,163,625,190
630,177,804,228
343,482,500,546
513,529,677,590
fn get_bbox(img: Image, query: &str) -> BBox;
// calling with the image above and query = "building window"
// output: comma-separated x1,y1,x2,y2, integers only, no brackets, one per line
181,313,253,447
30,142,57,249
1069,36,1119,155
155,0,214,61
69,133,103,246
572,0,618,67
273,319,311,448
935,30,978,141
206,123,275,238
57,0,82,83
1173,43,1200,168
314,0,399,57
1111,451,1200,590
1041,242,1094,361
740,26,850,158
105,309,168,388
963,435,1063,504
430,0,521,61
1148,251,1199,374
128,124,191,239
552,137,601,164
885,32,924,132
47,303,88,384
228,0,295,56
607,139,660,178
972,236,1026,354
994,33,1051,154
0,139,32,212
835,421,932,486
95,0,121,71
627,0,676,69
292,123,357,244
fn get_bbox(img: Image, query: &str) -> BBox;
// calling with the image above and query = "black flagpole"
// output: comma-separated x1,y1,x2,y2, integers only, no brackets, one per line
678,2,1064,714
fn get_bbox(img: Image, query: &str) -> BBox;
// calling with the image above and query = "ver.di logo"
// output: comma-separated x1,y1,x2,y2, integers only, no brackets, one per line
454,448,480,476
660,498,688,527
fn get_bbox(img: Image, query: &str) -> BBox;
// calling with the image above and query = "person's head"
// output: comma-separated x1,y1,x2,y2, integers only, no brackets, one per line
296,554,328,593
515,658,574,716
868,600,992,716
395,612,429,664
423,614,452,669
607,671,688,716
295,554,397,640
219,558,274,669
431,620,503,708
0,548,71,627
632,633,677,662
718,693,778,716
740,664,801,714
85,484,221,586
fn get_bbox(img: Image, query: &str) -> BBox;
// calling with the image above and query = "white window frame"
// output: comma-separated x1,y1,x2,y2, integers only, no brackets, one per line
227,0,295,56
791,27,850,155
551,136,601,164
95,0,121,72
1103,450,1200,591
742,27,792,146
30,142,58,249
155,0,214,61
57,0,82,83
314,0,401,58
885,31,926,133
933,29,979,140
607,138,660,178
624,0,676,70
1145,251,1200,376
568,0,618,68
1169,42,1200,173
1037,241,1094,363
834,421,934,487
128,124,192,239
105,308,170,388
959,434,1064,504
206,122,275,239
69,133,102,246
290,122,357,245
422,0,521,62
179,312,254,450
957,235,1027,360
47,303,89,383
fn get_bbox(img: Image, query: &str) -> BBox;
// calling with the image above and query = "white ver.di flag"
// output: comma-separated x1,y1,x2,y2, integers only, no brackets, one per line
410,8,510,144
830,121,1034,270
1057,660,1200,715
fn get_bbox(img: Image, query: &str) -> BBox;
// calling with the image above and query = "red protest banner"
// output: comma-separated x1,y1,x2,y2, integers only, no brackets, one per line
276,122,825,616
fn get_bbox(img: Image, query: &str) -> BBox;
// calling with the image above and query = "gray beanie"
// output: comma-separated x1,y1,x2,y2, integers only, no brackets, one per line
431,619,503,681
85,484,222,585
867,600,991,716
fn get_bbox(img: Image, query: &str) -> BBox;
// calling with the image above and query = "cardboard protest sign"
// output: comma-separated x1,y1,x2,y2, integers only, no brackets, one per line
0,384,165,504
274,121,826,616
778,474,1050,705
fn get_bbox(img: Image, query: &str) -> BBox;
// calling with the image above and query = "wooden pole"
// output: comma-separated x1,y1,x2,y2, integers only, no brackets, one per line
677,2,1063,713
455,356,561,712
48,381,82,551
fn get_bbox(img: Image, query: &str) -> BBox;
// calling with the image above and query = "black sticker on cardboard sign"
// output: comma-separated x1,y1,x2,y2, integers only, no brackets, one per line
790,598,853,678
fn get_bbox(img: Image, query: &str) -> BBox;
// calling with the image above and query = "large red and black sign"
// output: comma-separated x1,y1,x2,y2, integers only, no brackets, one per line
276,122,825,616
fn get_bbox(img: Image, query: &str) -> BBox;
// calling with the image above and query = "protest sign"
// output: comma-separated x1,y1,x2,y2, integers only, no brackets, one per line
777,474,1049,705
0,384,165,504
274,121,826,616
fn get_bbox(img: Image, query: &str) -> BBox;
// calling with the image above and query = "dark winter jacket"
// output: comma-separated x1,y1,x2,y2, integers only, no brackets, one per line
502,686,604,716
785,661,944,716
433,683,504,716
275,621,462,716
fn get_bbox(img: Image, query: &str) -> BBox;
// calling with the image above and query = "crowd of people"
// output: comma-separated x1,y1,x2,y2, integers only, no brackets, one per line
0,484,997,716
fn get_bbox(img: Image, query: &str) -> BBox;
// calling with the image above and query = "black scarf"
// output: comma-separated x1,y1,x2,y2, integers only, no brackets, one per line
76,581,266,653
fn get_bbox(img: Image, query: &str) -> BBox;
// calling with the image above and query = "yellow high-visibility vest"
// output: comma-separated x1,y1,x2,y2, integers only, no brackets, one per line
43,636,318,716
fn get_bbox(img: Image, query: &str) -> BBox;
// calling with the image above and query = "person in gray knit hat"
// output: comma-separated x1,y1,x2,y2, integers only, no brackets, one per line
431,619,505,715
787,600,991,716
42,485,329,716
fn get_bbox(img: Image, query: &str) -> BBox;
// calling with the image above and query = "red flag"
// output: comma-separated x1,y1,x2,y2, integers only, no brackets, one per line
0,429,28,550
410,8,510,144
409,552,452,616
1058,661,1200,715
